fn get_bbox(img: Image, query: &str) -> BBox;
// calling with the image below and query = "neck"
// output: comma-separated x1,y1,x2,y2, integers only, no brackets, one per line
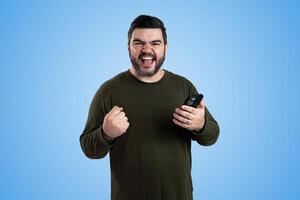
129,68,165,83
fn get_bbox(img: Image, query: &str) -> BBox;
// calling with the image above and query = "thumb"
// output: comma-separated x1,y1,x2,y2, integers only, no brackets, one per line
110,105,123,115
198,99,205,109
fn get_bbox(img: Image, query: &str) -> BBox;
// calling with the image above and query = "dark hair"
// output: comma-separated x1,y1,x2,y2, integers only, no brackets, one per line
128,15,167,45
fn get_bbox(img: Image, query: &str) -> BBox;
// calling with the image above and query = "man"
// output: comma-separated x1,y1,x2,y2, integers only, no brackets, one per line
80,15,219,200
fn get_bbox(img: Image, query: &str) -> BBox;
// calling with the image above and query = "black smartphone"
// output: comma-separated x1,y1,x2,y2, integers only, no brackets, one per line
184,94,204,108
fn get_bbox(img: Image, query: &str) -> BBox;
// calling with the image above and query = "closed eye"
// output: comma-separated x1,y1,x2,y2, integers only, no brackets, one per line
133,41,143,45
151,40,162,46
151,42,161,46
132,39,145,46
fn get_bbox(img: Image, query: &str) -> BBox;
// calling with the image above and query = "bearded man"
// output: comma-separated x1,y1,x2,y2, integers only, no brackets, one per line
80,14,220,200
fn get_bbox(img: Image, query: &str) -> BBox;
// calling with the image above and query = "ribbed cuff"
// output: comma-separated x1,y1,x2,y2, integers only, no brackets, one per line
98,125,116,147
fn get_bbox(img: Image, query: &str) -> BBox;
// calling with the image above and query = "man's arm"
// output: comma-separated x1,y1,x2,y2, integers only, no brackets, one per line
173,82,220,146
190,107,220,146
79,87,114,159
80,125,115,159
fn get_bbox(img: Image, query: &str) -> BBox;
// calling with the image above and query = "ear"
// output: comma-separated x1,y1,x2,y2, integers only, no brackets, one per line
165,43,168,53
128,43,132,54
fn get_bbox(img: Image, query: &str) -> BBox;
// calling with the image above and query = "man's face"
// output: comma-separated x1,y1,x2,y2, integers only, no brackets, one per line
128,28,167,77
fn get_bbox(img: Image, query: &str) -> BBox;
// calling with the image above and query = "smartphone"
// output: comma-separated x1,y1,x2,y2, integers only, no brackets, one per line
184,94,204,108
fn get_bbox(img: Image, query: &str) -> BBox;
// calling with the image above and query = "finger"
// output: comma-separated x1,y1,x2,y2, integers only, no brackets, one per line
110,106,123,116
175,108,194,119
180,105,197,113
121,122,130,131
121,116,128,122
115,111,126,119
173,118,189,129
119,116,128,125
125,122,130,129
173,112,192,124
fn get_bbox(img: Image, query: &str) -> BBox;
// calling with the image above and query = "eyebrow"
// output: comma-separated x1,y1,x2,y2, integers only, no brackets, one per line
151,40,162,44
132,39,162,44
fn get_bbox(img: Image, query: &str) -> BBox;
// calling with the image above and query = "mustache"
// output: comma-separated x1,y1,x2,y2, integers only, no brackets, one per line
139,52,156,60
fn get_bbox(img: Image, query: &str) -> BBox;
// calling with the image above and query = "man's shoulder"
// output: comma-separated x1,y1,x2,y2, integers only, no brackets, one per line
165,69,197,94
96,70,128,95
165,69,193,84
105,70,128,85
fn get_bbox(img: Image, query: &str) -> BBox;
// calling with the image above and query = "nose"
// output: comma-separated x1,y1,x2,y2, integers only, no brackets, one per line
142,43,152,52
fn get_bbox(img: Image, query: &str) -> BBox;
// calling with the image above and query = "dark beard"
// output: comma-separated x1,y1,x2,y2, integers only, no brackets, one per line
129,50,166,77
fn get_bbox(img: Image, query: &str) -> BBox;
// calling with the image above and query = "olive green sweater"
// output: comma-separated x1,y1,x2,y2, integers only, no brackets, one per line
80,69,219,200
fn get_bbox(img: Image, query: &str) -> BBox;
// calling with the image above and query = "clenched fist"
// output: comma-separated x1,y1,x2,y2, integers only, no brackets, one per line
102,106,130,139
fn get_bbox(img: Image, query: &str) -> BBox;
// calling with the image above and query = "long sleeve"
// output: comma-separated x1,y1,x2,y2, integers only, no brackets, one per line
79,85,114,159
191,107,220,146
188,82,220,146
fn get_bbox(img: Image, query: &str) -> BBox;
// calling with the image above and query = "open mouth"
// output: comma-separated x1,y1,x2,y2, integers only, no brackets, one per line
139,54,156,66
141,57,154,65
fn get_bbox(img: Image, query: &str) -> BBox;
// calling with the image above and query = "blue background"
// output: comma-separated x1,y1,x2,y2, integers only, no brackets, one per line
1,0,299,199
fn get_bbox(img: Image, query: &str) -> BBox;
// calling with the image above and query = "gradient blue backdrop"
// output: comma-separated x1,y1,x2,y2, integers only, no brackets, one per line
1,0,299,199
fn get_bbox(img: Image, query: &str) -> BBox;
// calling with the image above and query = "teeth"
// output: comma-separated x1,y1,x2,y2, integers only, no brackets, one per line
141,56,153,60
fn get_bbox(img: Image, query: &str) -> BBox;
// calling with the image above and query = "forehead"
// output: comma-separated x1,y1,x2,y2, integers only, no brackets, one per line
131,28,163,41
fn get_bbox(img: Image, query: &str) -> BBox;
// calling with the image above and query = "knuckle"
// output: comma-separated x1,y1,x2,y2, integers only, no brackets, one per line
105,116,111,122
108,116,115,122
